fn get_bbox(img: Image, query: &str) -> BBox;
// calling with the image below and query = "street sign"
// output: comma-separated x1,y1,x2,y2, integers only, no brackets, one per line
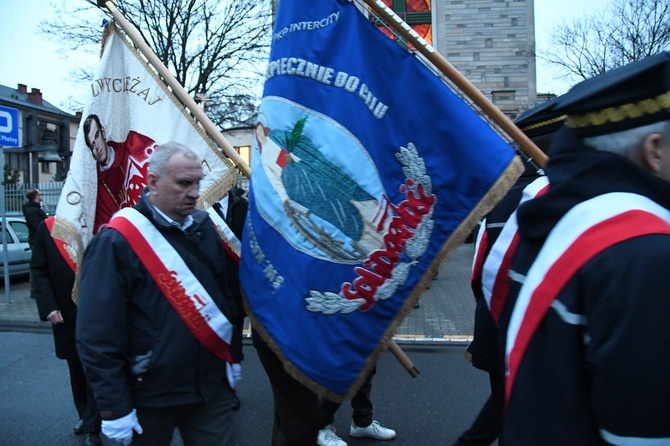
0,105,20,148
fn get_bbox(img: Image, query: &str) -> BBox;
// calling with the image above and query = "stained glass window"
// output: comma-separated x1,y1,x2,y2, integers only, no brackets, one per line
374,0,432,46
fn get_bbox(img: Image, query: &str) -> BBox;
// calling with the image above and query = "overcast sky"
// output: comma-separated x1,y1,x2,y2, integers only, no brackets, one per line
0,0,611,114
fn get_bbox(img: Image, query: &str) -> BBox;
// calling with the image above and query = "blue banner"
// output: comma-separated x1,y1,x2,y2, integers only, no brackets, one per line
241,0,520,399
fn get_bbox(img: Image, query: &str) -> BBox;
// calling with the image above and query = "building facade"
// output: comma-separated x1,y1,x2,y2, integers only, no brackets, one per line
0,83,78,185
432,0,537,119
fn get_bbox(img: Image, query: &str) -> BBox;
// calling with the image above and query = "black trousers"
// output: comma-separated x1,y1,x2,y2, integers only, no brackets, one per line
455,371,503,445
133,382,235,446
66,357,100,433
256,348,321,446
320,366,375,429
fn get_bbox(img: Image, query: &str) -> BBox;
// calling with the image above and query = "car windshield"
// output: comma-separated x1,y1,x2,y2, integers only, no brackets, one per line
0,224,16,245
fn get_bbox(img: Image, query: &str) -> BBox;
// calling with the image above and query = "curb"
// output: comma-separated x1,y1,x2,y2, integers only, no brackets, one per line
0,319,52,334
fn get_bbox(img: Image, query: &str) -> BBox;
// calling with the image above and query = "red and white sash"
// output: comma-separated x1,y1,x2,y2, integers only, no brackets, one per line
481,176,549,323
108,208,233,363
505,192,670,404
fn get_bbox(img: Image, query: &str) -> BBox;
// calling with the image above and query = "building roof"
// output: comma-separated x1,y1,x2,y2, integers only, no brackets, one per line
0,84,77,120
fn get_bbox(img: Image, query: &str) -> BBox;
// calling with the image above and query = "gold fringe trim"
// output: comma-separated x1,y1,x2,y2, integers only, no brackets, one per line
244,155,524,403
519,114,567,133
197,169,239,210
567,90,670,129
51,217,85,305
100,22,114,58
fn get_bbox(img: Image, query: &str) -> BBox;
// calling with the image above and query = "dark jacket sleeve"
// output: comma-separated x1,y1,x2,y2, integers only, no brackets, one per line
225,198,248,363
30,221,58,320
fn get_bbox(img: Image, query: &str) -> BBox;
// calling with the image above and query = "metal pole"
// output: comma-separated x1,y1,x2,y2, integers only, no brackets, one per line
1,148,12,303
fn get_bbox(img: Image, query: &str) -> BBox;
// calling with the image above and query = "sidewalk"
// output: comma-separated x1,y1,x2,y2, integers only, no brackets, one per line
0,244,477,343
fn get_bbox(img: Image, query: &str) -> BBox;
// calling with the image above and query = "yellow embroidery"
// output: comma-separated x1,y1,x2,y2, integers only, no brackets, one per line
567,91,670,129
518,115,567,133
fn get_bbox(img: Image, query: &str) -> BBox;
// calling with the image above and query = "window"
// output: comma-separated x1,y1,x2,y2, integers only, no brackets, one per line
373,0,432,47
9,221,29,244
492,91,516,103
237,145,251,167
37,121,59,149
0,224,16,245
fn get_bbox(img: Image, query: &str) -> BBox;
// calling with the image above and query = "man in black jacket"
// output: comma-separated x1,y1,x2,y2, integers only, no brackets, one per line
501,52,670,444
22,188,47,247
76,142,243,446
31,217,101,445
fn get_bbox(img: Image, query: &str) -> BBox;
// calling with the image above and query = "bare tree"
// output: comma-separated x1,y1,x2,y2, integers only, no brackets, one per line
541,0,670,84
41,0,272,128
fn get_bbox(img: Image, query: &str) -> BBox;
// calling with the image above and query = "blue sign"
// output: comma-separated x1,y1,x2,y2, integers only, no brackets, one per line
0,106,20,148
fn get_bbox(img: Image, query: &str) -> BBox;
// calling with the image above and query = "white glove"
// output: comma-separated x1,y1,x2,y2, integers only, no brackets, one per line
102,408,143,445
226,362,242,389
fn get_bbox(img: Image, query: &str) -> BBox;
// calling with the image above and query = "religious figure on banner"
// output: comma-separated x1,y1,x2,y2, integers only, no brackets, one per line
253,109,391,263
82,113,156,234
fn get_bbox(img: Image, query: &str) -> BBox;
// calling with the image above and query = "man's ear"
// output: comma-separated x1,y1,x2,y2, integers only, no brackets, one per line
147,173,159,193
638,133,664,174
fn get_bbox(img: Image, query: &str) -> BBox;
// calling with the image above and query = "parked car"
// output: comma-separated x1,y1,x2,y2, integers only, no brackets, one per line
0,216,32,278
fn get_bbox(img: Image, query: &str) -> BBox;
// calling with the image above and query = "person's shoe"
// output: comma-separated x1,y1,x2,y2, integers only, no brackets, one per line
85,432,103,446
231,394,241,411
350,420,396,440
317,424,347,446
73,419,84,435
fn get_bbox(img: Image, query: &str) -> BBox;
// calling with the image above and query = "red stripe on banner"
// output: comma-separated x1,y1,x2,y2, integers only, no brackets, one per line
109,217,232,362
45,217,77,273
505,211,670,405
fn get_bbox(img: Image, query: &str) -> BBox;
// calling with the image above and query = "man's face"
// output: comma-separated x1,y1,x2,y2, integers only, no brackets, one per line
86,120,110,165
148,152,203,223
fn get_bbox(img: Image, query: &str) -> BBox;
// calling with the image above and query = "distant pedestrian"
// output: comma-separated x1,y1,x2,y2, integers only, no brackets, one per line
22,188,47,247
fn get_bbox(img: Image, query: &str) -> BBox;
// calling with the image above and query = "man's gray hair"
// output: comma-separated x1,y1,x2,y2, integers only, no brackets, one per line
148,142,200,177
583,120,670,158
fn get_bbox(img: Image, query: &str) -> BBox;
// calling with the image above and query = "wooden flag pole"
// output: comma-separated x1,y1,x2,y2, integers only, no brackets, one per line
99,0,252,178
360,0,548,168
99,0,420,379
388,340,420,377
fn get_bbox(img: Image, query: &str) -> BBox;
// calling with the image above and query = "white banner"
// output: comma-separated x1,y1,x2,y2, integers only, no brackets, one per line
54,23,237,267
